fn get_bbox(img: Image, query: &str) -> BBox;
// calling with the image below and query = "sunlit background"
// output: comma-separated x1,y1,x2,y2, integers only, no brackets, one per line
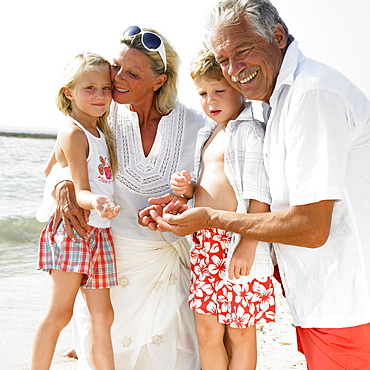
2,0,369,133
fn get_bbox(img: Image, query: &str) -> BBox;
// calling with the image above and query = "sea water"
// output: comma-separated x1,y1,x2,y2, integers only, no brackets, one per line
0,134,56,277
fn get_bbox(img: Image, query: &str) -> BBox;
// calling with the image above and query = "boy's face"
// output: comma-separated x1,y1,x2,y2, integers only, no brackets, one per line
194,77,245,124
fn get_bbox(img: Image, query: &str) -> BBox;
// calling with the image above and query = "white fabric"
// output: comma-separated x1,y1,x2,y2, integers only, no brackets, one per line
70,117,114,228
73,235,199,370
263,41,370,328
36,117,114,228
36,163,72,222
73,102,205,369
110,102,205,242
192,103,273,283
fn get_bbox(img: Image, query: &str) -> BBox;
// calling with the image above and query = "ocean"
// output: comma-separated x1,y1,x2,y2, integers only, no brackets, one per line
0,132,56,277
0,131,307,370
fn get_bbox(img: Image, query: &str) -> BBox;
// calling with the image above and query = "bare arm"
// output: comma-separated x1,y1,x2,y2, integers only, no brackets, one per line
44,146,57,177
62,127,120,221
228,235,258,279
51,126,91,239
228,199,270,279
170,170,195,199
52,180,90,240
152,200,334,248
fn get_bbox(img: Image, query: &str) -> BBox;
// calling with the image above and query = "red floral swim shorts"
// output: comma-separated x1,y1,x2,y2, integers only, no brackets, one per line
188,228,275,328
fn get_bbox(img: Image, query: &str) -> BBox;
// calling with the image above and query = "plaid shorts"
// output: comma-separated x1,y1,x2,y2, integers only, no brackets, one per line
38,217,118,289
188,228,275,328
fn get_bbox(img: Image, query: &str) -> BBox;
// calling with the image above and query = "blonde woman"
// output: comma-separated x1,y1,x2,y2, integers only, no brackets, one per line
53,27,205,369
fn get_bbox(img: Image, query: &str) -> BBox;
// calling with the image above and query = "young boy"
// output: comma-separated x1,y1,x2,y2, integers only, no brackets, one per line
170,48,275,370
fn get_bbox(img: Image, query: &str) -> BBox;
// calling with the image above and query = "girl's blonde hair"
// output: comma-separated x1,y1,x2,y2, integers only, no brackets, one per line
120,28,179,115
56,52,117,176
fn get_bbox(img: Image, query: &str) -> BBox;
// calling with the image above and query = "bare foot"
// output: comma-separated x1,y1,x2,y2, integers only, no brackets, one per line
63,348,78,359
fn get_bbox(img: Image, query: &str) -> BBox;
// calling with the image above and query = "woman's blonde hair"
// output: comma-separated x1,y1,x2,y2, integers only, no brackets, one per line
120,28,179,115
56,52,117,175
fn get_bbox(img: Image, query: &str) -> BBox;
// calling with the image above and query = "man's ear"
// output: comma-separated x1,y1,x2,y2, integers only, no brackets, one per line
273,23,287,50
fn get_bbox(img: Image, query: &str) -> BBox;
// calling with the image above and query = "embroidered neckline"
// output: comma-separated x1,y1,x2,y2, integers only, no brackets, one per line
109,103,185,194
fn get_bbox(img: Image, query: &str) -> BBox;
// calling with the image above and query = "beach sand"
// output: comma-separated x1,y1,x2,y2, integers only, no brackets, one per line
0,271,306,369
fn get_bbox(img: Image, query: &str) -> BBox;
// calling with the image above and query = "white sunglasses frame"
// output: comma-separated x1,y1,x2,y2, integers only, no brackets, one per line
123,26,167,72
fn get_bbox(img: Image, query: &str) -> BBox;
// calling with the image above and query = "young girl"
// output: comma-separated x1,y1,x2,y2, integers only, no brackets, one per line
31,52,119,370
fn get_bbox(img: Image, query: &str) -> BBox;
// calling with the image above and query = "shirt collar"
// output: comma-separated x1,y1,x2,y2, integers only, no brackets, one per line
275,40,301,90
262,40,305,113
234,101,254,122
204,101,254,131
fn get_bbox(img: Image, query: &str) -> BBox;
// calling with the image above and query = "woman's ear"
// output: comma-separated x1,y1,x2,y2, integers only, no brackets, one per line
63,87,73,100
153,73,167,92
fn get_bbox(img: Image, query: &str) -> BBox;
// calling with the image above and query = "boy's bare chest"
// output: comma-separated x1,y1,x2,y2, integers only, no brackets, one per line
201,129,227,165
195,129,237,211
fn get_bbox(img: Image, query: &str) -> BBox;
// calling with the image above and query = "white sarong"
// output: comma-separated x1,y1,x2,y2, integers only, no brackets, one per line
72,234,200,369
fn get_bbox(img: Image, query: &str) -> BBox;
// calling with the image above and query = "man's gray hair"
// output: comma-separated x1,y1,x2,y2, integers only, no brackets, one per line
205,0,294,48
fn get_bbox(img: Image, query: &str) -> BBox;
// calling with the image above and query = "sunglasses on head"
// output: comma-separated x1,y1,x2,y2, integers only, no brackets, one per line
123,26,167,72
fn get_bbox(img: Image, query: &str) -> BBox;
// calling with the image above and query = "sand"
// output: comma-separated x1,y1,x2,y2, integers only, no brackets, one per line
0,271,306,369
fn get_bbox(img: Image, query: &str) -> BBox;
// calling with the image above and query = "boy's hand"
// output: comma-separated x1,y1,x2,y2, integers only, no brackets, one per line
170,170,192,196
228,240,257,280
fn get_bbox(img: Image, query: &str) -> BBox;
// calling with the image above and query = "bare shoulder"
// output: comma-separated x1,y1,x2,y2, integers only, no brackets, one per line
57,121,86,146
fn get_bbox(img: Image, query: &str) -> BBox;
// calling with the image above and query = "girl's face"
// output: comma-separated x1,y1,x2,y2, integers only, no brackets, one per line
194,76,245,124
110,44,166,106
64,66,112,119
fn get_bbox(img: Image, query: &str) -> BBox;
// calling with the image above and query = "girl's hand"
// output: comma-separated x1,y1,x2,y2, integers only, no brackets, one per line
170,170,192,196
93,196,120,219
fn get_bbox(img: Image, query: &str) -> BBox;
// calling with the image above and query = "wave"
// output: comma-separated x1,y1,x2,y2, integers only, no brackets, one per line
0,126,57,139
0,131,56,139
0,216,44,244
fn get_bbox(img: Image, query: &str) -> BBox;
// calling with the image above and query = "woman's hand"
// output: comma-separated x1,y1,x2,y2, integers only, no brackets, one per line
138,193,189,230
52,181,90,240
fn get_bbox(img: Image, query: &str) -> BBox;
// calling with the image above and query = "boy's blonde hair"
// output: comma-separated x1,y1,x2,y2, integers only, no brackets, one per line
190,47,224,82
56,52,117,176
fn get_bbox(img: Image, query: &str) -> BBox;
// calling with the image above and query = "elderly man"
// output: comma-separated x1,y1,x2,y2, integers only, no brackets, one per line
146,0,370,368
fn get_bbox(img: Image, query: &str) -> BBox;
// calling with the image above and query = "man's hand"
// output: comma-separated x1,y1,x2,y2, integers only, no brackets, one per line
138,193,188,230
150,206,211,237
52,181,90,240
138,204,165,230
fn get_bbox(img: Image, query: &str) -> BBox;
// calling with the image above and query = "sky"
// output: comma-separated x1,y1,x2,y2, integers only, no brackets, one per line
1,0,369,132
